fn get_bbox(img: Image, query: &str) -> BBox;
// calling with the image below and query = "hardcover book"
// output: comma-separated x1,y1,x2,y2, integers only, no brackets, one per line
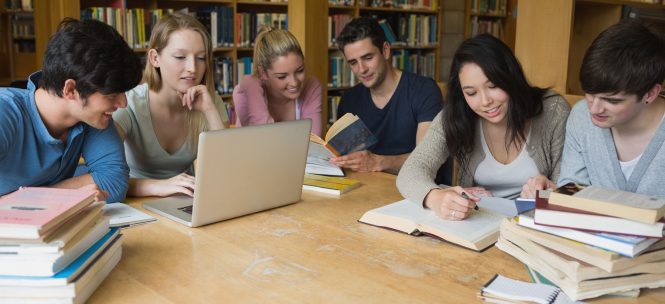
0,187,97,239
302,174,360,196
549,183,665,224
534,194,664,238
310,113,378,157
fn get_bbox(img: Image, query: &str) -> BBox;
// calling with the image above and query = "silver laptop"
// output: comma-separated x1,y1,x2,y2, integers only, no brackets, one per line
143,119,311,227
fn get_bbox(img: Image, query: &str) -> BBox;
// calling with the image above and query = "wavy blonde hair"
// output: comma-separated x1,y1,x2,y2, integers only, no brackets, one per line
253,26,304,76
143,12,214,151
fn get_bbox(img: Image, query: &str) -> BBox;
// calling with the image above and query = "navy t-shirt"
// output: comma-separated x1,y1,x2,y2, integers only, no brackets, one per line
338,71,442,155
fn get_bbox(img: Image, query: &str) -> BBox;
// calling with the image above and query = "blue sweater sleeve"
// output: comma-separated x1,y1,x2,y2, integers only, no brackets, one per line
81,121,129,202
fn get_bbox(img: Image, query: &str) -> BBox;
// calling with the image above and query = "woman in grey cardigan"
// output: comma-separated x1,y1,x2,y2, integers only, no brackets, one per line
396,34,570,221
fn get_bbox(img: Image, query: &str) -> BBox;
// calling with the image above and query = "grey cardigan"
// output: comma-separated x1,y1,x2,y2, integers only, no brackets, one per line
558,100,665,198
397,92,571,205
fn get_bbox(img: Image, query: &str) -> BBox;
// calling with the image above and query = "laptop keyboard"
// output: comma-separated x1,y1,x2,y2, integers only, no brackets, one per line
178,205,194,214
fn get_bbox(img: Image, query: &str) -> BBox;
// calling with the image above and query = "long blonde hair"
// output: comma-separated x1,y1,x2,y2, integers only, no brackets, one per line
143,12,214,151
252,26,304,76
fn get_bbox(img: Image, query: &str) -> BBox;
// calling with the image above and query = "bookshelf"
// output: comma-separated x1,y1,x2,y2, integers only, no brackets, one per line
514,0,665,105
463,0,516,50
326,0,442,126
0,0,35,86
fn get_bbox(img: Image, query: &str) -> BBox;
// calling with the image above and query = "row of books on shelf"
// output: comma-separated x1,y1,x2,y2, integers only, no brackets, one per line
329,0,354,6
470,0,507,15
0,187,123,303
212,57,254,95
377,15,437,47
469,16,504,40
11,21,33,38
327,95,342,124
496,184,665,300
328,14,353,47
361,0,438,10
81,7,287,50
392,49,435,79
236,12,288,48
328,56,356,88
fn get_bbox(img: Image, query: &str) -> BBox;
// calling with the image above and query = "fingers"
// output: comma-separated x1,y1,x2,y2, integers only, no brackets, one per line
429,187,477,221
521,175,553,199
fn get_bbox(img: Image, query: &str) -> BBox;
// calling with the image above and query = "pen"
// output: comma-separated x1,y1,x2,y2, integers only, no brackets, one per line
461,192,480,210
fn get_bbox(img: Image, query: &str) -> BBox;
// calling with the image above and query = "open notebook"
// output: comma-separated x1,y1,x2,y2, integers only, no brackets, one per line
480,274,579,304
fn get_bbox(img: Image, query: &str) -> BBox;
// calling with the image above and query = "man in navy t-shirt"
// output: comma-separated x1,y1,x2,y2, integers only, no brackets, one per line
332,17,442,174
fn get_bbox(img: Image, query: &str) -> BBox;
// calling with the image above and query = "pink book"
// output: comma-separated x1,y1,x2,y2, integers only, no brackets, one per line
0,187,97,239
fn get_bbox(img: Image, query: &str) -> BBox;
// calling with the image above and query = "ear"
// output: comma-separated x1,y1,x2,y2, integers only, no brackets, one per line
643,83,662,104
258,68,268,81
148,49,160,68
62,79,78,101
381,41,391,60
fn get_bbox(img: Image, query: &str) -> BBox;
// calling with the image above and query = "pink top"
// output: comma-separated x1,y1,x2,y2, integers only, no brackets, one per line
233,75,323,136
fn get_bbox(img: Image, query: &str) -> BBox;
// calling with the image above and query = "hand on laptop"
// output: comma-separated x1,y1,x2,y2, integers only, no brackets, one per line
130,173,196,197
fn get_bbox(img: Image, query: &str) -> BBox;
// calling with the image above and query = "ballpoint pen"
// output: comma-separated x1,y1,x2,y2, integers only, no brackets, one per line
461,192,480,210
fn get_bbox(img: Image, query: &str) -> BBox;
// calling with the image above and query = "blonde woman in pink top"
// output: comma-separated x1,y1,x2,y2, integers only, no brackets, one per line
233,27,323,136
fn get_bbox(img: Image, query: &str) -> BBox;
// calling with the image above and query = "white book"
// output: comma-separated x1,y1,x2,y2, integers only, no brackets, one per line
519,212,659,257
359,199,505,251
102,203,156,229
0,217,110,276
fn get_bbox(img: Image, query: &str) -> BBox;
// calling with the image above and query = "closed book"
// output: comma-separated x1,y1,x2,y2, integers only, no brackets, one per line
102,203,156,228
496,234,665,301
359,199,504,251
0,233,123,303
0,217,110,276
534,194,664,238
0,187,97,239
302,174,360,196
0,228,119,287
549,183,665,224
522,211,659,258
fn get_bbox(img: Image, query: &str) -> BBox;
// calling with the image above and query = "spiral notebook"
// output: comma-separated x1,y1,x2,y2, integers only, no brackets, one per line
479,274,580,304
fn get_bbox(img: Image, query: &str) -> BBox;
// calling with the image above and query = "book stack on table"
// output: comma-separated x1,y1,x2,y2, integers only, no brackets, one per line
497,184,665,301
0,187,123,304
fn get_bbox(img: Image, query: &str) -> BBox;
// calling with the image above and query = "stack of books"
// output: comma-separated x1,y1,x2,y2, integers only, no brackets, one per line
497,184,665,301
0,187,123,303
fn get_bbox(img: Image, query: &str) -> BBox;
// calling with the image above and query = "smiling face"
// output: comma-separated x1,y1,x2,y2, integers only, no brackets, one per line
458,63,510,126
149,29,207,94
261,52,306,101
585,92,645,128
342,38,390,90
74,92,128,129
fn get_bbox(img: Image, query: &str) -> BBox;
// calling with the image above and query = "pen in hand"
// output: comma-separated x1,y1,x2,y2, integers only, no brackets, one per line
461,192,480,211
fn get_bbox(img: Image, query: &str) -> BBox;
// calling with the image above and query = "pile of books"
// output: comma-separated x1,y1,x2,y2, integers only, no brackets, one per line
497,183,665,301
0,187,122,303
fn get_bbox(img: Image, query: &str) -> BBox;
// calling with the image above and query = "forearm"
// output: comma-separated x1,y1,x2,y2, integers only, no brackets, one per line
203,109,225,131
376,153,410,174
127,178,160,197
51,174,96,189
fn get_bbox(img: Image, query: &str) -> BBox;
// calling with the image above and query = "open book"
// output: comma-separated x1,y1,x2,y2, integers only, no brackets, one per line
359,199,506,251
310,113,378,157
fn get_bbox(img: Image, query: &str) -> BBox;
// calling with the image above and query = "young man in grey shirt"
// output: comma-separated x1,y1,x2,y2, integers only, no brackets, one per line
551,20,665,198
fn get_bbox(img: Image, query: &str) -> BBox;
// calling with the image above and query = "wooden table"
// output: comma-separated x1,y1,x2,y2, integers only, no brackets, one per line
88,172,664,303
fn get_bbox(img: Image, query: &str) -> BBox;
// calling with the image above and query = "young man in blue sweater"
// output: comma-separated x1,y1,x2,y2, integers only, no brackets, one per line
524,20,665,198
0,18,142,202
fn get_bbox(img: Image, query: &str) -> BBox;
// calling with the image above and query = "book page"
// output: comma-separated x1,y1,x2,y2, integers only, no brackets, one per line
359,200,431,234
420,209,504,243
576,187,665,210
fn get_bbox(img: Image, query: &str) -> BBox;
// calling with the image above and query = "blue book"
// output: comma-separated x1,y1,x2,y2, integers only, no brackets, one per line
0,228,119,287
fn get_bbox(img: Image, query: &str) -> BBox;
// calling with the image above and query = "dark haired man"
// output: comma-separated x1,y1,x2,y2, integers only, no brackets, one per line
332,17,442,174
0,18,142,202
558,20,665,197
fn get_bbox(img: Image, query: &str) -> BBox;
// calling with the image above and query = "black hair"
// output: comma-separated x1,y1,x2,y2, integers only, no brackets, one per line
336,16,386,52
40,18,142,101
444,34,548,178
580,20,665,99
